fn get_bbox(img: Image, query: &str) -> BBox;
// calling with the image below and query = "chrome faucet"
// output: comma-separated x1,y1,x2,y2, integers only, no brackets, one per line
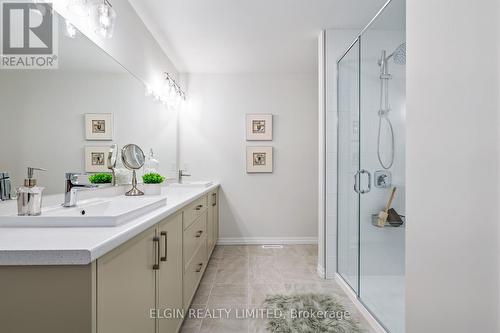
63,173,97,207
0,172,12,201
178,170,191,184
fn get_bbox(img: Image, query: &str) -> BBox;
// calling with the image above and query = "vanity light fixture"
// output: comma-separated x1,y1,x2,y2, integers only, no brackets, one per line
92,0,116,39
164,72,186,109
167,80,177,99
64,0,117,40
143,73,186,109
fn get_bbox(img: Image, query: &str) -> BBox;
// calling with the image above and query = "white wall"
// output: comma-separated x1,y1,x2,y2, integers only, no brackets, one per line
406,0,500,332
180,74,318,243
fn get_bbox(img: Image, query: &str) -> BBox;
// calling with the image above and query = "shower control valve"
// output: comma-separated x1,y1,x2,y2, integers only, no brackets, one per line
375,170,392,188
378,109,391,116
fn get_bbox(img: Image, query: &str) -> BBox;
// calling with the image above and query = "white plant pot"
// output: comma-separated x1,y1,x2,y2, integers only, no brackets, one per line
143,184,162,195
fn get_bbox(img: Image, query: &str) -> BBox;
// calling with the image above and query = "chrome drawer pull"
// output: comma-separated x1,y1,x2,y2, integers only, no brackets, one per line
195,230,203,238
160,231,167,262
153,237,160,270
195,262,204,272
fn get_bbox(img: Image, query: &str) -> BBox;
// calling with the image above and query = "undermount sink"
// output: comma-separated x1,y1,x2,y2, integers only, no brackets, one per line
0,196,167,227
170,181,213,188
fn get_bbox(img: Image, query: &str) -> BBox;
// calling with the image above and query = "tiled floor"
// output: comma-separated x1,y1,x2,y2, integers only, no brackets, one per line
180,245,374,333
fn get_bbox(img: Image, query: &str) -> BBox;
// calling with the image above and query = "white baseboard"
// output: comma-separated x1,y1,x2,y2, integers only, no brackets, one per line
217,237,318,245
334,273,387,333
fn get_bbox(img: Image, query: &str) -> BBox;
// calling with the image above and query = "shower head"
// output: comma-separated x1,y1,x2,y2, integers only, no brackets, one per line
390,43,406,65
378,42,406,78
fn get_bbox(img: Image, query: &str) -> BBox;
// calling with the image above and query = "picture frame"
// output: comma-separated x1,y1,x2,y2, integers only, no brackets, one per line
85,146,110,173
85,113,113,140
246,114,273,141
246,146,273,173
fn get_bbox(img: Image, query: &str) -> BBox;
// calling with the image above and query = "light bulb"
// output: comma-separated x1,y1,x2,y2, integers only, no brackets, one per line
153,92,161,102
64,19,77,38
180,94,187,108
145,85,153,96
168,84,177,99
92,1,116,39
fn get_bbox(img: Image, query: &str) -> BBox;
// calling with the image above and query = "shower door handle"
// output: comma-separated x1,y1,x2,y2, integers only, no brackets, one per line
354,169,371,194
354,171,361,194
360,169,371,194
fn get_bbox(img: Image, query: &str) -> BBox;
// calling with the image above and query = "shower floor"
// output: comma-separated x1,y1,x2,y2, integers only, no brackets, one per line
361,275,405,333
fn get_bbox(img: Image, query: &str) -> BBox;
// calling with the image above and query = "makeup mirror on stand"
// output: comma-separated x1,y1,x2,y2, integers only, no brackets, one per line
121,144,145,196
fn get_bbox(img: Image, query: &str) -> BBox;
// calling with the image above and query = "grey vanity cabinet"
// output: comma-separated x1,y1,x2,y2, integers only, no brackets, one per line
97,225,157,333
0,188,219,333
97,213,183,333
157,213,184,333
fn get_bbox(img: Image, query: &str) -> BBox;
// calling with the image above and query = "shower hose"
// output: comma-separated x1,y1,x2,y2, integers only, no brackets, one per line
377,74,395,170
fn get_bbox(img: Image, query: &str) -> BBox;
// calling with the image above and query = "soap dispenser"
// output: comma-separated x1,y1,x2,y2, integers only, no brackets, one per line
144,149,160,174
17,167,46,216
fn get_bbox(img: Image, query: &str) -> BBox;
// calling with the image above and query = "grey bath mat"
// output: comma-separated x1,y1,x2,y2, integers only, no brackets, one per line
264,293,361,333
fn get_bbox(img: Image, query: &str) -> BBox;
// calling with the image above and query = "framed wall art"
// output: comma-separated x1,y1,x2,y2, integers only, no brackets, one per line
85,146,110,173
85,113,113,140
246,146,273,173
246,114,272,141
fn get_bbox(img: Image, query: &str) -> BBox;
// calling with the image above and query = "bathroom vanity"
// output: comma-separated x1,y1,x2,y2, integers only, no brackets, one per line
0,184,220,333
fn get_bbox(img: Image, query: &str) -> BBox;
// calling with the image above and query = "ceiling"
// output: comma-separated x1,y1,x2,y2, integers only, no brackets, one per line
129,0,404,74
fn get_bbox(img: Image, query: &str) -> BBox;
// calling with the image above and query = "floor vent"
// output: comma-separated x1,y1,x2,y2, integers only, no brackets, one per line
261,245,284,249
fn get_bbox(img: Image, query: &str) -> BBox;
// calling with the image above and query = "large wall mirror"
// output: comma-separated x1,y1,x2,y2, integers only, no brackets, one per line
0,11,178,195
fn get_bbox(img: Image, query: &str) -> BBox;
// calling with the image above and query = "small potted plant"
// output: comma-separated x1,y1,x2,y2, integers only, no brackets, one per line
88,173,113,184
142,172,165,195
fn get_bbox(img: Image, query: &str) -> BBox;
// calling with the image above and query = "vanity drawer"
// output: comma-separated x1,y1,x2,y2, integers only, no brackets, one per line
183,240,207,308
183,195,208,229
183,212,207,270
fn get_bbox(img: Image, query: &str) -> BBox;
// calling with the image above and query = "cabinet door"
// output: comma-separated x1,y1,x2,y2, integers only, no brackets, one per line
97,226,157,333
157,213,183,333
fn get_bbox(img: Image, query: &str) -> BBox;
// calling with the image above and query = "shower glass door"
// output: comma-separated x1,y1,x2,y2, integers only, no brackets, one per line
358,3,406,332
335,1,405,332
337,40,360,293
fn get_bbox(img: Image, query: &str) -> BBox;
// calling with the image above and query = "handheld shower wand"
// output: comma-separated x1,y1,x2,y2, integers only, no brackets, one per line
376,43,405,170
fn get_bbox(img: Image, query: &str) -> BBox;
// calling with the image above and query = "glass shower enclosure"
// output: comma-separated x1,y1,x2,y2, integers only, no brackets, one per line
334,0,406,332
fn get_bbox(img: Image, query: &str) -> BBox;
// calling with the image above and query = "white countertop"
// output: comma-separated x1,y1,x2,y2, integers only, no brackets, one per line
0,183,219,265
